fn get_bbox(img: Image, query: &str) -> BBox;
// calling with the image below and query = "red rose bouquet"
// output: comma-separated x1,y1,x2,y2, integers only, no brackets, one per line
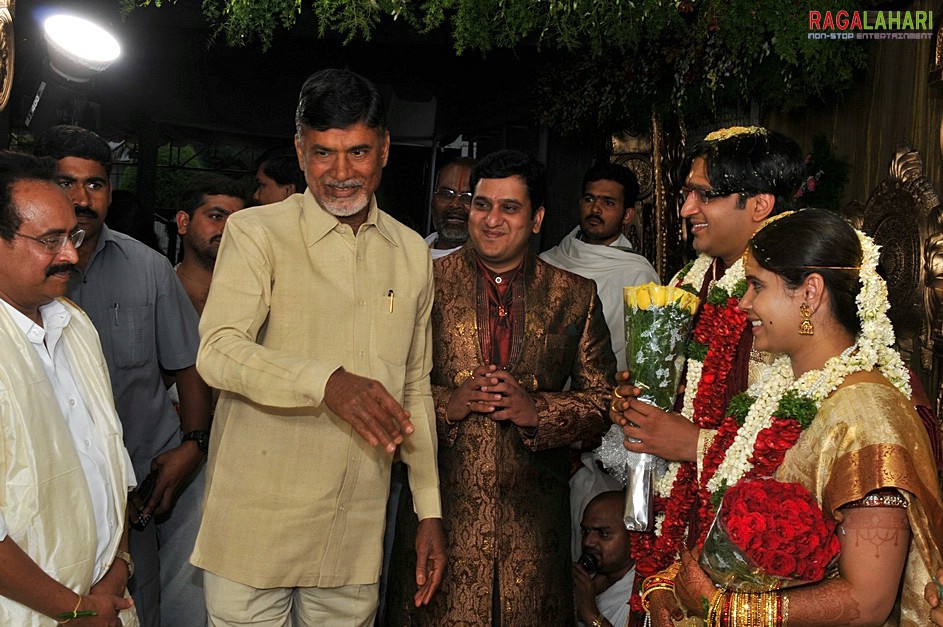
699,478,841,591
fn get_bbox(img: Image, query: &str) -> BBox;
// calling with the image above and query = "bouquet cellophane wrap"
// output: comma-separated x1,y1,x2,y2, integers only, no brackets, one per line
699,478,841,591
596,283,698,532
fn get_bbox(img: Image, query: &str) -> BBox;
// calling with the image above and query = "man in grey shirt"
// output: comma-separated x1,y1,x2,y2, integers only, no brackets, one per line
35,125,212,627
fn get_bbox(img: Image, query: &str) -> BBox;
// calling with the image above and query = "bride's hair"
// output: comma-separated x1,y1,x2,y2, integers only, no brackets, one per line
749,208,863,336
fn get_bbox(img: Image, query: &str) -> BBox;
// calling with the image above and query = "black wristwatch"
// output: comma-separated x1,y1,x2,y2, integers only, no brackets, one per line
181,430,210,454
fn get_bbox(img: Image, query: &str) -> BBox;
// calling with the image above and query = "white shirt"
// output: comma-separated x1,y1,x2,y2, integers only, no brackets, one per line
424,231,462,260
0,299,132,582
577,567,635,627
541,228,660,371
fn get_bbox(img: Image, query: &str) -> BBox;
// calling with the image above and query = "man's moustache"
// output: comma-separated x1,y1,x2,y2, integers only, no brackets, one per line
46,263,75,277
74,206,98,219
325,179,365,189
442,211,467,222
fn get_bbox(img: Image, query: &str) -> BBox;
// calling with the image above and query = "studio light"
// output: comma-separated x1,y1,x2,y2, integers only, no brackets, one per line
43,15,120,82
25,14,121,132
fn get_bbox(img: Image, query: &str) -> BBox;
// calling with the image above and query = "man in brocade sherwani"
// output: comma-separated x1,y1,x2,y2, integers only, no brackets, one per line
388,149,616,626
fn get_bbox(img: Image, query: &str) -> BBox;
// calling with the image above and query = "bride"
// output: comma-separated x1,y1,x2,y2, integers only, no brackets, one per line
641,209,942,626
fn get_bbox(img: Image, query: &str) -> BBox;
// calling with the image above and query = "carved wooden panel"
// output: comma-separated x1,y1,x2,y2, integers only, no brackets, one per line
863,181,923,343
860,146,943,411
0,1,14,112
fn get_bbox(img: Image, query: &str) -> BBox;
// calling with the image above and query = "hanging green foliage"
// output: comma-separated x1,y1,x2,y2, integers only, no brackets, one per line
121,0,869,135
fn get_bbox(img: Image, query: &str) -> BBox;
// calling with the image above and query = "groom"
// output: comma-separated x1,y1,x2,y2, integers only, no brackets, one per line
610,126,804,625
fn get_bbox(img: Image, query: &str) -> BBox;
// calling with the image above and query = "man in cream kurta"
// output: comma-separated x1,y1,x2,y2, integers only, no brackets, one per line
0,151,136,625
192,68,443,625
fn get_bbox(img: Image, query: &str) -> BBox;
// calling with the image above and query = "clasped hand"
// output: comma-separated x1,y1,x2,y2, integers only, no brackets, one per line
446,364,538,428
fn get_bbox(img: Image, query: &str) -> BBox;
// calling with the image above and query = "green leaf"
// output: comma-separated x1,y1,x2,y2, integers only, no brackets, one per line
774,389,817,429
688,341,708,361
123,0,867,134
707,286,730,306
727,392,754,425
710,479,729,509
675,260,696,283
730,278,748,299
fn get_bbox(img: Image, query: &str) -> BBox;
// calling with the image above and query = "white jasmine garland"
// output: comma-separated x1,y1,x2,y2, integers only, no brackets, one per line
714,257,746,295
678,360,703,430
653,511,665,536
680,254,714,292
656,256,747,499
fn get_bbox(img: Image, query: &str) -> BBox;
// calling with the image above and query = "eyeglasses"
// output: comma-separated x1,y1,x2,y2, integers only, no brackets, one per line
15,228,85,253
433,188,473,207
680,186,741,205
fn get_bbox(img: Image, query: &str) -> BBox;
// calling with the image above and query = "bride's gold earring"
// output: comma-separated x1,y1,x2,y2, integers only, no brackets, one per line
799,302,814,335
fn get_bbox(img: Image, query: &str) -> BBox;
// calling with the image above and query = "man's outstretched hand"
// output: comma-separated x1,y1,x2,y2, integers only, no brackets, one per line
324,368,414,453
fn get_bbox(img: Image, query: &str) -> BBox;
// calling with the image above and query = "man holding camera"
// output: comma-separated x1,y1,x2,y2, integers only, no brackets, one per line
574,491,635,627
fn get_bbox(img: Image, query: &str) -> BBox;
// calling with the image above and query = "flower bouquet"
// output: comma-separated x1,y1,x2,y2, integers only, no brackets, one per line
623,284,699,410
700,478,841,591
596,283,699,531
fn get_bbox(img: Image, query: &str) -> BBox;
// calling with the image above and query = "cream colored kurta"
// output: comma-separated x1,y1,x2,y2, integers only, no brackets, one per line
0,299,134,625
776,381,943,627
193,192,440,589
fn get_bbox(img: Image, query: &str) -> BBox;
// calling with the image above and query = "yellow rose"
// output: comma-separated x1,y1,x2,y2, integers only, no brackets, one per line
624,286,638,310
636,287,651,310
680,291,700,315
670,287,687,305
650,286,668,307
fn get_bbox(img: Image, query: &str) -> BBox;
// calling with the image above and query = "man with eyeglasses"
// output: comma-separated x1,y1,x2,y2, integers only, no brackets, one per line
0,150,139,624
607,127,804,626
34,125,212,627
424,157,476,259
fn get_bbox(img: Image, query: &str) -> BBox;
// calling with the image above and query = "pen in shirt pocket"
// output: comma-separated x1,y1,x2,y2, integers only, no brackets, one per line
388,290,394,314
113,302,119,325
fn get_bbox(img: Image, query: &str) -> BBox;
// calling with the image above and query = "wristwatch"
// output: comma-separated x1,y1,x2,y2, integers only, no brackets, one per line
114,550,134,578
181,429,210,454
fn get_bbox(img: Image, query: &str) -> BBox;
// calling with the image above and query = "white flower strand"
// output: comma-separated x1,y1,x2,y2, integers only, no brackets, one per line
654,256,746,499
706,228,910,492
714,257,745,295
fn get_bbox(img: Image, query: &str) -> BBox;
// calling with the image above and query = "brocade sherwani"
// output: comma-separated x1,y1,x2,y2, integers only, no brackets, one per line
388,247,616,626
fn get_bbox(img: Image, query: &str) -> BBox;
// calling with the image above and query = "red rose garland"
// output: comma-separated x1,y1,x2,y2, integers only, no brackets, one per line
692,298,749,426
